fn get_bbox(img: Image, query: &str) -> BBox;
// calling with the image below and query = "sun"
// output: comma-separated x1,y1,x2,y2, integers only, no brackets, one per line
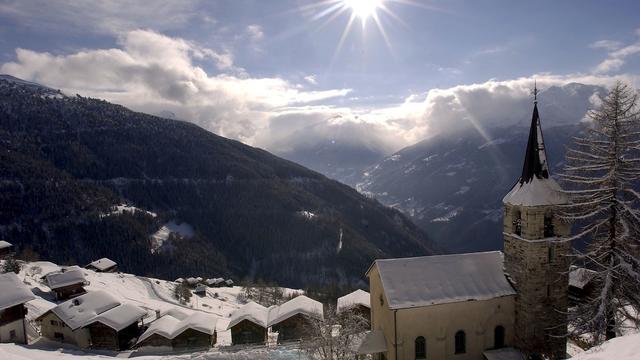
343,0,383,21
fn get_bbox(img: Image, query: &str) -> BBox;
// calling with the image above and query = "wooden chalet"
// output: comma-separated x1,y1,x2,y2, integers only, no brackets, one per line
44,266,88,300
269,295,323,343
0,241,13,258
38,291,146,350
85,258,118,273
337,289,371,325
227,302,268,345
136,308,217,351
0,273,35,344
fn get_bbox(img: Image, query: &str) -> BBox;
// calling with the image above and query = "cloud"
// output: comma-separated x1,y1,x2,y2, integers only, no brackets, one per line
246,25,264,42
0,0,202,34
2,29,638,157
1,29,351,143
303,75,318,85
590,40,623,51
592,32,640,74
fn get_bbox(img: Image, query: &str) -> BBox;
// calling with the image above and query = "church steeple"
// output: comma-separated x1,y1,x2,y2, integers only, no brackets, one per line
519,98,549,184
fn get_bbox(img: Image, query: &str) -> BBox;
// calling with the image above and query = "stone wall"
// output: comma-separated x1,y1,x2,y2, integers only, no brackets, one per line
503,204,571,360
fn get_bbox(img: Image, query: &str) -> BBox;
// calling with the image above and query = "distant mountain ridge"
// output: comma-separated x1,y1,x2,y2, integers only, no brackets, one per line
0,75,437,288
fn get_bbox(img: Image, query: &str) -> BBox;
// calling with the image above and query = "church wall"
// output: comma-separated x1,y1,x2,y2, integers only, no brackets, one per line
368,264,516,360
368,264,397,359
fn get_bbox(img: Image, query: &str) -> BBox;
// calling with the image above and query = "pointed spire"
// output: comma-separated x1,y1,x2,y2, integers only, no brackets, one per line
519,87,549,184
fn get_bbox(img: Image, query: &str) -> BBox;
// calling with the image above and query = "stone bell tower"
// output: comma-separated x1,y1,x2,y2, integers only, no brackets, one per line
502,88,571,359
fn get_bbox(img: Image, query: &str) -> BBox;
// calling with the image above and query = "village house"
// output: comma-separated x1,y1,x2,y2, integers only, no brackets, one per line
270,295,323,342
227,295,324,345
337,289,371,324
0,240,13,258
44,266,88,300
38,290,146,350
136,308,217,351
227,301,269,345
361,94,572,360
204,278,224,287
85,257,118,273
194,284,207,296
0,273,35,344
568,266,597,305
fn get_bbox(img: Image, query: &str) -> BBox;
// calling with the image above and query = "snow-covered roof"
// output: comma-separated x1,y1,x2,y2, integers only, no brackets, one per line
87,258,117,271
356,330,387,355
137,309,217,344
205,278,224,285
91,303,147,331
49,291,120,330
0,240,12,249
194,284,207,293
483,348,526,360
185,277,201,285
227,301,270,329
45,266,87,290
371,251,516,309
227,296,324,329
569,266,597,289
0,272,35,310
337,289,370,313
268,295,323,325
225,279,234,285
502,176,567,206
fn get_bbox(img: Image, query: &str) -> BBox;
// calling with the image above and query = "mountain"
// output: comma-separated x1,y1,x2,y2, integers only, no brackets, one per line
0,76,437,288
355,83,604,252
271,120,392,187
356,124,581,252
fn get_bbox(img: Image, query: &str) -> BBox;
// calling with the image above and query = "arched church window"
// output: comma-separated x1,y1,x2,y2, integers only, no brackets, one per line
454,330,466,354
548,246,555,263
512,210,522,236
415,336,426,359
494,325,505,349
544,214,555,237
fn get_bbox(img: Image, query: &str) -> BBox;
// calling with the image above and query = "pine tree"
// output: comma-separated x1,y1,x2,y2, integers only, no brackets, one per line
560,81,640,343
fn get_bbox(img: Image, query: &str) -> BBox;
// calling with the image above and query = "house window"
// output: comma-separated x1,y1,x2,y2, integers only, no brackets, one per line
9,330,16,340
54,332,64,341
50,320,58,326
512,210,521,236
379,294,384,306
415,336,426,359
454,330,466,354
544,215,555,237
494,326,505,349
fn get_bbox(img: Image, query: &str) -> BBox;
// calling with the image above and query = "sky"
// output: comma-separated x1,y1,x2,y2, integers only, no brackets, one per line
1,0,639,153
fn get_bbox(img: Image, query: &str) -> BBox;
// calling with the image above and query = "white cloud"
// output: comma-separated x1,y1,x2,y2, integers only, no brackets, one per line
590,40,623,51
0,0,202,34
2,29,638,156
592,31,640,74
303,75,318,85
246,25,264,42
1,30,350,143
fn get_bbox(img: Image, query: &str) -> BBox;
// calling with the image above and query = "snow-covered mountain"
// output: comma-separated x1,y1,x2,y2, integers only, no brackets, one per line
354,83,604,252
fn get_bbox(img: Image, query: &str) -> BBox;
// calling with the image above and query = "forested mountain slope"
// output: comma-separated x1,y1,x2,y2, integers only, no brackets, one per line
0,75,436,287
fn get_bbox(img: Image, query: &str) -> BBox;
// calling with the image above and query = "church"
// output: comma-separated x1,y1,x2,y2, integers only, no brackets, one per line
362,92,571,360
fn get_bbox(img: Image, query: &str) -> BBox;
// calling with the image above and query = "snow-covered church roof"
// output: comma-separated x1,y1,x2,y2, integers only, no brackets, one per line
370,251,516,309
0,272,35,310
503,100,567,206
337,289,370,313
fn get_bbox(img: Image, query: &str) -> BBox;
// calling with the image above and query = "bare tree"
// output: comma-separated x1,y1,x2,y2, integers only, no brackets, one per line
560,81,640,343
300,306,368,360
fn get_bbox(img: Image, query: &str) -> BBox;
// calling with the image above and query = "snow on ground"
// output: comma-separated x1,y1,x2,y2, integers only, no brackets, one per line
0,342,305,360
15,260,300,352
150,221,195,253
570,332,640,360
102,204,157,218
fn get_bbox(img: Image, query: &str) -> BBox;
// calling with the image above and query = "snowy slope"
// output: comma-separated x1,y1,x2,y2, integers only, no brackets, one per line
570,333,640,360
